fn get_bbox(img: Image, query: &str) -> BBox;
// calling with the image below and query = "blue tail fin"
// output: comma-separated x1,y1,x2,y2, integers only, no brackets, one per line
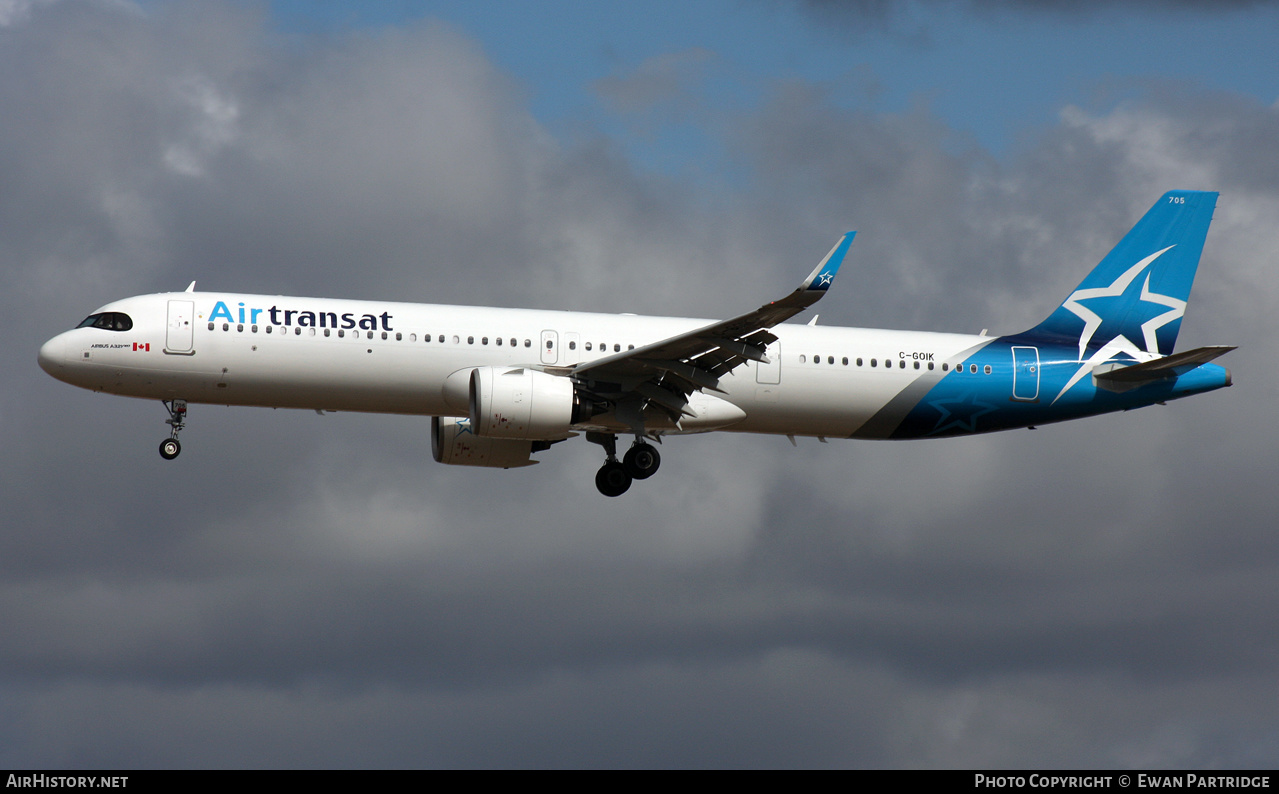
1022,190,1218,359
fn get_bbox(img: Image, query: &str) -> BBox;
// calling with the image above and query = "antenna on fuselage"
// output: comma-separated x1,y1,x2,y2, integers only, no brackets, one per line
185,281,196,293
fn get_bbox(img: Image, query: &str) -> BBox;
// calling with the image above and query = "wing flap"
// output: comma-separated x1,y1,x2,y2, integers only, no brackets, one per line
570,231,856,433
574,232,855,381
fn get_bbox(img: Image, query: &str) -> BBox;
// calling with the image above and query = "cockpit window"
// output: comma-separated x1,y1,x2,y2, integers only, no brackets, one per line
76,312,133,332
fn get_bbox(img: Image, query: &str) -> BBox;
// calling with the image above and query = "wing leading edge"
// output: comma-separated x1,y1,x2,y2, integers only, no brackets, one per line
571,231,856,432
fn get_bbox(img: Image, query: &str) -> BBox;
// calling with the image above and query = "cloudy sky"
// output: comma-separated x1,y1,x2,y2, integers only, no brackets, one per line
4,0,1279,768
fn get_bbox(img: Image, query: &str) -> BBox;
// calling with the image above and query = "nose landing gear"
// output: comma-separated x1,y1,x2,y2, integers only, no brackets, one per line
159,399,187,460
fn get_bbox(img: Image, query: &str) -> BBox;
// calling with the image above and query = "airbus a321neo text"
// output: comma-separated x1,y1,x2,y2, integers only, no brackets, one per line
39,191,1234,496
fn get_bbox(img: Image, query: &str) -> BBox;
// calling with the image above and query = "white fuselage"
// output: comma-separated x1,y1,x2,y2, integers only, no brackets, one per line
39,291,987,439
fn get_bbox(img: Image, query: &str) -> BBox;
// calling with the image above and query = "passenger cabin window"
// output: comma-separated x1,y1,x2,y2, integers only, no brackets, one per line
77,312,133,332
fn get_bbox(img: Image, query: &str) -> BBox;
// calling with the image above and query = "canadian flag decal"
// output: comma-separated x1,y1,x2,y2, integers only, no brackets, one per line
133,343,151,352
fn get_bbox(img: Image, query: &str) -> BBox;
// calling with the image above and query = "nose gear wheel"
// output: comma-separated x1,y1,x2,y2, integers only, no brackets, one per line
159,400,187,460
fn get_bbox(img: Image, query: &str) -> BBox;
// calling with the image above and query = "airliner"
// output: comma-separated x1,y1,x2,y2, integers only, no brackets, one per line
38,191,1233,496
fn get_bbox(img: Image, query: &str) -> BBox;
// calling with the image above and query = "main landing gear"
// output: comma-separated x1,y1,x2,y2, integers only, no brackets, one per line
159,399,187,460
588,433,661,497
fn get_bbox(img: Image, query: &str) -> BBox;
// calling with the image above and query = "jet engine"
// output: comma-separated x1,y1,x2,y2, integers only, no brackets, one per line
466,366,587,440
431,416,542,468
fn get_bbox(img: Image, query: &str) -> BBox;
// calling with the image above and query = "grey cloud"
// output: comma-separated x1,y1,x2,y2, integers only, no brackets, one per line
592,48,717,117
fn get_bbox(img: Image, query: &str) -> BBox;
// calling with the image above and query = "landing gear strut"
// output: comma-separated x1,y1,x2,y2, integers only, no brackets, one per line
589,433,631,497
588,433,662,496
159,399,187,460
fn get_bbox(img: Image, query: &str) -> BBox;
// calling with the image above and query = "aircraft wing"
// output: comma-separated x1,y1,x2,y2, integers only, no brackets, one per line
570,231,855,428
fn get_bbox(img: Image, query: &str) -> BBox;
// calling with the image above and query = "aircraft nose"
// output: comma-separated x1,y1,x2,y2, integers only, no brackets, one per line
38,334,66,375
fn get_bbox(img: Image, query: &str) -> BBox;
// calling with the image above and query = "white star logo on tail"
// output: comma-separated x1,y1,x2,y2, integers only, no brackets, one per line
1052,245,1186,403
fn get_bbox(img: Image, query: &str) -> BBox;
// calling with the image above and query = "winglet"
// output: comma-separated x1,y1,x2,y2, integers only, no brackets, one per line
801,231,855,292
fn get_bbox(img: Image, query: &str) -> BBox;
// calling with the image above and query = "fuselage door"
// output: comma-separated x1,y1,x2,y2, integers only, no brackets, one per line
756,341,781,384
540,330,558,365
562,332,581,366
165,300,195,354
1012,345,1040,401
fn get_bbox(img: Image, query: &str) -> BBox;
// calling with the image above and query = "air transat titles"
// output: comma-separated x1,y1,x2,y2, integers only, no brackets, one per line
208,300,393,331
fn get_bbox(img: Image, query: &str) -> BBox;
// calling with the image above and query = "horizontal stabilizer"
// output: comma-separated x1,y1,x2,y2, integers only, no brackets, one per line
1093,345,1235,391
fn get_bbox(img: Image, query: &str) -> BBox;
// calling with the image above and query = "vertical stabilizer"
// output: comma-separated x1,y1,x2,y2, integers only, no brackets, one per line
1021,190,1217,359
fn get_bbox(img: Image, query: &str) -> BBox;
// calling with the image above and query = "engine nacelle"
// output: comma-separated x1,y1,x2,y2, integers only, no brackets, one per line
467,366,580,440
431,416,539,468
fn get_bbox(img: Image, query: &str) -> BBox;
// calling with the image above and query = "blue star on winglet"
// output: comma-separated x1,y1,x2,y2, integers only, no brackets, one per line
809,270,835,291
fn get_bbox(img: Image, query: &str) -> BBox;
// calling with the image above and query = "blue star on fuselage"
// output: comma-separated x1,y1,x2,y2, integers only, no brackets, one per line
927,391,999,435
